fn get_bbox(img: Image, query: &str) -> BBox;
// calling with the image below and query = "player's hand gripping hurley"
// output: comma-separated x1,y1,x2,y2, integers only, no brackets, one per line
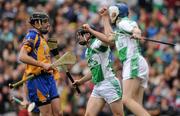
11,96,35,112
47,38,81,94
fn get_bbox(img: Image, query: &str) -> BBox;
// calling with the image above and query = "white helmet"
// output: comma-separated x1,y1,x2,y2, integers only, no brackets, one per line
108,3,129,24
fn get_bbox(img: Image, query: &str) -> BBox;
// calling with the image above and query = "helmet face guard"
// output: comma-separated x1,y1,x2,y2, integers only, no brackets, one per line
76,29,90,46
29,12,50,34
108,6,119,24
108,3,129,24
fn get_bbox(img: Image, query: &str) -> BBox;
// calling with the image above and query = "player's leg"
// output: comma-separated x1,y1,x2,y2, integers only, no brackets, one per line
133,83,145,105
29,88,52,116
109,99,124,116
30,112,40,116
51,98,63,116
105,78,124,116
107,78,124,116
121,56,150,116
48,75,62,116
134,56,149,106
85,97,105,116
122,78,150,116
139,86,145,105
98,78,124,116
27,74,54,115
38,104,52,116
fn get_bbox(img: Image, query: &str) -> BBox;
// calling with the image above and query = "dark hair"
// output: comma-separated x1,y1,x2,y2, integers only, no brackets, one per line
75,25,96,41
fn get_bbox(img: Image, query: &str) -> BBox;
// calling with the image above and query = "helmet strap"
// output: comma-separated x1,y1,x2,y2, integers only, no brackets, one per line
81,35,89,46
31,19,48,35
31,20,41,30
115,17,121,25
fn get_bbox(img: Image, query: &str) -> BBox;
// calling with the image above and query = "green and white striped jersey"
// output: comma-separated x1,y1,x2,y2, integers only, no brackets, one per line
85,38,115,84
114,17,141,63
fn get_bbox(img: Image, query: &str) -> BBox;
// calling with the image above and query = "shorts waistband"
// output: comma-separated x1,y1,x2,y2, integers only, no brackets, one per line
39,70,52,75
28,70,52,77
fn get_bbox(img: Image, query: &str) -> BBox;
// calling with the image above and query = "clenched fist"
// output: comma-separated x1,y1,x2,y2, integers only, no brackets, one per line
98,7,108,16
82,23,91,32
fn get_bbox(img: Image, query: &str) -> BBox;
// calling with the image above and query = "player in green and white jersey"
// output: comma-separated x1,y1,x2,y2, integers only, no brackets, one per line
73,28,124,116
82,2,150,116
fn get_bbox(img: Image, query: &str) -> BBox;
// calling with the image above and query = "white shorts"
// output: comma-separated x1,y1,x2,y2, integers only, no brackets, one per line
91,77,122,104
122,55,149,88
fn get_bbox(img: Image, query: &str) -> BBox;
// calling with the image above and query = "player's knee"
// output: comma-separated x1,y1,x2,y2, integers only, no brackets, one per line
113,112,124,116
122,95,130,105
31,112,40,116
85,111,96,116
112,108,124,116
41,111,52,116
52,112,62,116
52,108,63,116
39,107,52,116
85,112,91,116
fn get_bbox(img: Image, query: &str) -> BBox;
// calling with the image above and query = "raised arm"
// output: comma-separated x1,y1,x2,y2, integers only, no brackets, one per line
100,8,114,37
99,7,115,44
101,16,115,44
101,7,142,41
82,24,114,45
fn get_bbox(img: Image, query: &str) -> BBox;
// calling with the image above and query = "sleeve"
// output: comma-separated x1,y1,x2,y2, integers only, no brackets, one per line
21,32,37,52
53,69,60,80
117,20,138,34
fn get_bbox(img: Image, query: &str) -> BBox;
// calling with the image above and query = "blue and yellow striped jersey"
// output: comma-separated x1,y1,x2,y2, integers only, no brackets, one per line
22,29,51,76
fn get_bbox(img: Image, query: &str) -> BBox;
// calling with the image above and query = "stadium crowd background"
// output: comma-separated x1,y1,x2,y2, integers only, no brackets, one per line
0,0,179,116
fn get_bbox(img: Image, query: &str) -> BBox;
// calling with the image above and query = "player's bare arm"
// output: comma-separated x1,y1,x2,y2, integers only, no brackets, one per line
99,7,113,35
99,8,115,45
18,46,53,71
73,71,92,86
82,23,114,45
132,26,142,39
101,17,115,44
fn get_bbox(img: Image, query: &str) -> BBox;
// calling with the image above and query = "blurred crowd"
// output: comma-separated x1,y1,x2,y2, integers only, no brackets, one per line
0,0,179,116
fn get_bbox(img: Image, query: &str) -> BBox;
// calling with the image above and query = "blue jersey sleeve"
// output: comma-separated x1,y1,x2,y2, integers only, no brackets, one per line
22,31,37,49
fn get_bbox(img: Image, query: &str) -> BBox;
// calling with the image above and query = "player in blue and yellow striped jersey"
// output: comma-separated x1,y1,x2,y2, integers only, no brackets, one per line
18,12,62,116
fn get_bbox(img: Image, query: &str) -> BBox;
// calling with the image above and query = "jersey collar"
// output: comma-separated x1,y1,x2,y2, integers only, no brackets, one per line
121,17,129,20
28,28,40,34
